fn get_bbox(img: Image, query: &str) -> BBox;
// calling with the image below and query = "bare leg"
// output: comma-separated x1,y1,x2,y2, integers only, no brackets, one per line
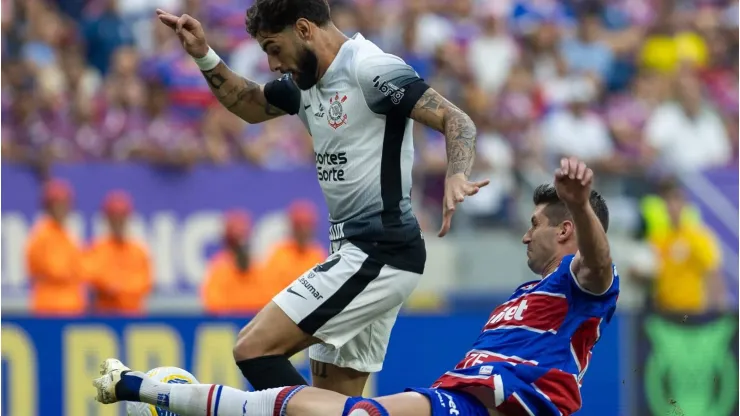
310,360,370,397
233,301,318,359
233,301,321,390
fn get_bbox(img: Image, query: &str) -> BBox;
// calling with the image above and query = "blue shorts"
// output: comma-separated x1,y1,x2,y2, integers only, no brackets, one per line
405,387,489,416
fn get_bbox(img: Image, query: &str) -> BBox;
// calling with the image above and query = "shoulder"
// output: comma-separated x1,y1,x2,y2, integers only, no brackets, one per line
551,255,620,299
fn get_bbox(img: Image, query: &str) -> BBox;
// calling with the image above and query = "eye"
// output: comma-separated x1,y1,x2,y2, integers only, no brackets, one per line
268,46,281,56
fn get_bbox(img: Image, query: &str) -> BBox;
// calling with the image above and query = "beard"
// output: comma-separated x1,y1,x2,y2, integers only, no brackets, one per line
293,45,319,90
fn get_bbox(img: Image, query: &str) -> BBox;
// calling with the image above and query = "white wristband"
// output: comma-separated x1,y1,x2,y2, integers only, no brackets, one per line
193,47,221,71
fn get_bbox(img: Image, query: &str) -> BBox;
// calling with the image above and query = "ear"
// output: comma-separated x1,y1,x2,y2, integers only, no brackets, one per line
558,220,575,243
294,18,312,40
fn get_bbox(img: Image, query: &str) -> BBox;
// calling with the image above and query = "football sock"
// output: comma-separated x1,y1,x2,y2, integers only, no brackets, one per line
236,355,308,390
117,371,307,416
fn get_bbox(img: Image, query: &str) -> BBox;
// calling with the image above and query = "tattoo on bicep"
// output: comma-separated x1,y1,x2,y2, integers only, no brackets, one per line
415,90,445,113
310,360,328,378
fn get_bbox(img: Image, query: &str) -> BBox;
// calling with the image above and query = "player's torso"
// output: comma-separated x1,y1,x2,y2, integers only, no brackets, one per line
297,36,417,243
463,257,619,376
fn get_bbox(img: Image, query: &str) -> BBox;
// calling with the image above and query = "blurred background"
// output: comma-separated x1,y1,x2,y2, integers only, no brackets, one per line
1,0,738,415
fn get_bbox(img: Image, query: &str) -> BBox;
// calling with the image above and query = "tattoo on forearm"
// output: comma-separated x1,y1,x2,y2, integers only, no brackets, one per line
412,90,476,177
310,360,328,378
203,70,227,89
444,109,477,177
201,62,284,118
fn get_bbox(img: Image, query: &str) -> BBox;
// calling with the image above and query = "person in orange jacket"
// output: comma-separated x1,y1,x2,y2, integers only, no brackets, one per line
25,178,87,316
261,200,327,298
202,210,268,315
86,190,152,315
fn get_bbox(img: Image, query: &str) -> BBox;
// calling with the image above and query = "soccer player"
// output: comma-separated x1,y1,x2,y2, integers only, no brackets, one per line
94,157,619,416
155,0,489,397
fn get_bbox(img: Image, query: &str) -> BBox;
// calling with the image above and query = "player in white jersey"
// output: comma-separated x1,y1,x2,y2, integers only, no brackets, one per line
155,0,489,397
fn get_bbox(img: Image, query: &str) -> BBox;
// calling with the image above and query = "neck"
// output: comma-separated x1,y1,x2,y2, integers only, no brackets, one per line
540,251,570,278
315,25,350,81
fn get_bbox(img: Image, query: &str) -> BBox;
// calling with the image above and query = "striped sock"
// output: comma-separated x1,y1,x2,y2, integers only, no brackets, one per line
167,384,307,416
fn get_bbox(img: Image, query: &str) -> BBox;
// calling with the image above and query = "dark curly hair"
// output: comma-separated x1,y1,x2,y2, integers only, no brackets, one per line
532,184,610,233
246,0,332,38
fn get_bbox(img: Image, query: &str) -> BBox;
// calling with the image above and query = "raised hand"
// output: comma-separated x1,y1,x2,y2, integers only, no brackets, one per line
554,157,593,207
155,9,209,58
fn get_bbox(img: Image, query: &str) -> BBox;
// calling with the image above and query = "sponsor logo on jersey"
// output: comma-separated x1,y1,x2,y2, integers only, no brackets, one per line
327,93,348,129
315,151,348,182
372,76,406,105
484,292,568,334
298,276,324,301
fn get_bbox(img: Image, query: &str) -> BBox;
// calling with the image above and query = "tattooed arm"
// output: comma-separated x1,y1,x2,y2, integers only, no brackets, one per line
201,62,287,124
409,89,477,177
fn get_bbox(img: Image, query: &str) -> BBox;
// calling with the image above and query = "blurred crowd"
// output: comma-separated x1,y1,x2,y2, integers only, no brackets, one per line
2,0,738,224
26,178,327,316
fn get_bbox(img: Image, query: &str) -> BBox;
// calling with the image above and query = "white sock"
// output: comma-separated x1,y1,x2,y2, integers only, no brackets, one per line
133,375,306,416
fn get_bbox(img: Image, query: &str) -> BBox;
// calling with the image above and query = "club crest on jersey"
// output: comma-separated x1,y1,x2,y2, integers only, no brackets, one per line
327,93,348,129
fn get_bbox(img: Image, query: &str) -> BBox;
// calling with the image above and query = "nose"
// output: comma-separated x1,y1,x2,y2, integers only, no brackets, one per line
522,232,531,245
267,55,281,73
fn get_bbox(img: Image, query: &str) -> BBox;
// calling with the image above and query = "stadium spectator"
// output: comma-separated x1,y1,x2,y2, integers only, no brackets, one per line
638,10,708,74
86,190,152,315
542,82,623,173
467,5,518,94
634,179,725,313
202,210,267,315
81,0,135,75
559,5,614,85
645,73,732,172
261,200,327,298
25,179,87,316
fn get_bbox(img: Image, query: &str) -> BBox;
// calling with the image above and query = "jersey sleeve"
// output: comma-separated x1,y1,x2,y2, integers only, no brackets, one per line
556,255,620,321
263,74,301,115
355,53,430,118
564,255,619,297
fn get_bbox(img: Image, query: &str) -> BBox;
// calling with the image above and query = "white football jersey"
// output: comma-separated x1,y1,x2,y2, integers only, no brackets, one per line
264,34,429,273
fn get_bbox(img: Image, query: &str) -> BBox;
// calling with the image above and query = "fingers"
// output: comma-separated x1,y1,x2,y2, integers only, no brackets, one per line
557,157,590,184
438,206,454,237
157,12,179,29
582,167,594,187
472,178,491,188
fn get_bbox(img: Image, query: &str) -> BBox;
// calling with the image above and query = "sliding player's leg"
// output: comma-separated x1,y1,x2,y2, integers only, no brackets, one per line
93,359,440,416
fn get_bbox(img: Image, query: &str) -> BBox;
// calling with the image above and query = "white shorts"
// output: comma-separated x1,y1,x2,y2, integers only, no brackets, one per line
272,240,422,373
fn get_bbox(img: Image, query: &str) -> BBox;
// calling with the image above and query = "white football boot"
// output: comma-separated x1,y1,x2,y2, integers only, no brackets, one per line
92,358,131,404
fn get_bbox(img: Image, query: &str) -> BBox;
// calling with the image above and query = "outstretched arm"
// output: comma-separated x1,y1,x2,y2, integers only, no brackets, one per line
200,62,286,124
156,10,298,124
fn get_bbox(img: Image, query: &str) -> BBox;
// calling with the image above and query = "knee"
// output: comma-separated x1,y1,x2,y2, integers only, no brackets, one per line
344,399,389,416
233,326,269,361
232,322,293,361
